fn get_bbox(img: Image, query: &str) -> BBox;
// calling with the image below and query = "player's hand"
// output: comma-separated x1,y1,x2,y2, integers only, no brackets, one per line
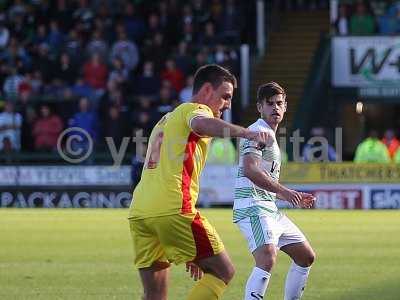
186,261,203,281
282,188,302,207
244,130,273,150
299,192,316,209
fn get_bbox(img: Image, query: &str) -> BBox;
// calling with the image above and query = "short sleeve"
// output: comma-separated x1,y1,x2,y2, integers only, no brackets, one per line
240,138,262,157
186,104,214,130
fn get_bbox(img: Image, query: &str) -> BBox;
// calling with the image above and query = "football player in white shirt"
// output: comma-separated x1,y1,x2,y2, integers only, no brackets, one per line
233,82,316,300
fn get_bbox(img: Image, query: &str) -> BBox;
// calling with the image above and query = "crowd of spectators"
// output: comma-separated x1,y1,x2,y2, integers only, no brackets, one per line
0,0,245,157
354,128,400,163
332,0,400,35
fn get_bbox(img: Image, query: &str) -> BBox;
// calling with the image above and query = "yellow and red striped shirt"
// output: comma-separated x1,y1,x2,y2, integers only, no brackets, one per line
128,103,213,220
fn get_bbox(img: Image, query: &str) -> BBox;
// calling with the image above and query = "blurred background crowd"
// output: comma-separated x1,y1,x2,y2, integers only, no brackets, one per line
0,0,399,165
0,0,249,156
332,0,400,35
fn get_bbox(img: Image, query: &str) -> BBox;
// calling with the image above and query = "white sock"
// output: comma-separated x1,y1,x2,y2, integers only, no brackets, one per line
244,266,271,300
284,261,311,300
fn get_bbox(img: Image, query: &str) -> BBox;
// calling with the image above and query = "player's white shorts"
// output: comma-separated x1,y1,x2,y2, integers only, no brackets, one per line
236,212,306,253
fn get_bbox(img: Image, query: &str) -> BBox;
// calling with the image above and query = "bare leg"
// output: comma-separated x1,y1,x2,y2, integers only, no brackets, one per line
252,243,278,272
195,250,235,284
280,241,315,267
139,261,171,300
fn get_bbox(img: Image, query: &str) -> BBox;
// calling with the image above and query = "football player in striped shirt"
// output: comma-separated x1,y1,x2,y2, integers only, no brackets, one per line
233,82,316,300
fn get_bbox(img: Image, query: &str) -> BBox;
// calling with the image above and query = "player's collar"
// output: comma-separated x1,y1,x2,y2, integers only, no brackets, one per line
258,118,273,130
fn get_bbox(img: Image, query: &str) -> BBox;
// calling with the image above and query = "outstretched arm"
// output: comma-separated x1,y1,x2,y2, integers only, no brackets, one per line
190,117,270,149
190,116,248,138
242,153,303,206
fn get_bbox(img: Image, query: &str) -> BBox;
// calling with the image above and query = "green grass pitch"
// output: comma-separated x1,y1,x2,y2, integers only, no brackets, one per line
1,209,399,300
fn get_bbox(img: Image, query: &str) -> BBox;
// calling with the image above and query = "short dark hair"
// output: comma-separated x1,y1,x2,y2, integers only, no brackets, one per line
257,82,286,103
192,64,237,94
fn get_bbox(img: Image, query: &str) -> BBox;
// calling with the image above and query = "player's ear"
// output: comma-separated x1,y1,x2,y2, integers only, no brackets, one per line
203,82,214,98
283,101,287,112
256,102,262,113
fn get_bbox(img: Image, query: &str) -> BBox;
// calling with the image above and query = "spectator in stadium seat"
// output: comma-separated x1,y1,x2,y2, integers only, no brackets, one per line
19,103,36,152
0,136,13,156
108,57,129,87
134,61,160,99
193,50,208,71
156,85,174,116
378,2,400,34
83,53,108,91
2,67,24,100
193,0,211,29
72,0,94,30
32,43,54,84
382,129,400,159
210,0,224,24
215,44,227,64
146,13,163,42
182,22,195,44
8,0,27,20
132,111,153,139
103,105,127,149
2,37,31,70
332,4,350,35
198,21,220,47
161,59,184,93
123,2,146,43
350,2,376,35
53,53,77,86
69,97,99,145
86,29,109,61
0,101,22,151
30,70,44,95
179,75,194,103
32,24,49,46
52,0,74,32
142,32,168,72
32,104,63,151
110,28,139,72
302,127,337,162
64,29,83,64
394,147,400,163
220,47,239,74
174,41,194,76
47,20,64,56
354,130,390,163
220,0,241,43
71,77,94,99
94,4,114,41
0,17,10,49
181,4,194,28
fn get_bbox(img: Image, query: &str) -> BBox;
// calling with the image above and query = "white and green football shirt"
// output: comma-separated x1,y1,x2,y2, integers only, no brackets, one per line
233,118,281,223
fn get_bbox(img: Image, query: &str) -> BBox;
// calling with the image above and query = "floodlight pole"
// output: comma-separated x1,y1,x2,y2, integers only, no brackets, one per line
256,0,265,57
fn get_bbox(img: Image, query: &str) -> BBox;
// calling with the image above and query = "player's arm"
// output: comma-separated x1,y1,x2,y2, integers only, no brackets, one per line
242,153,302,206
190,116,270,145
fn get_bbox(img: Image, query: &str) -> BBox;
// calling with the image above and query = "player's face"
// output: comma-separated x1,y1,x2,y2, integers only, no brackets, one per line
258,94,286,125
208,81,234,118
